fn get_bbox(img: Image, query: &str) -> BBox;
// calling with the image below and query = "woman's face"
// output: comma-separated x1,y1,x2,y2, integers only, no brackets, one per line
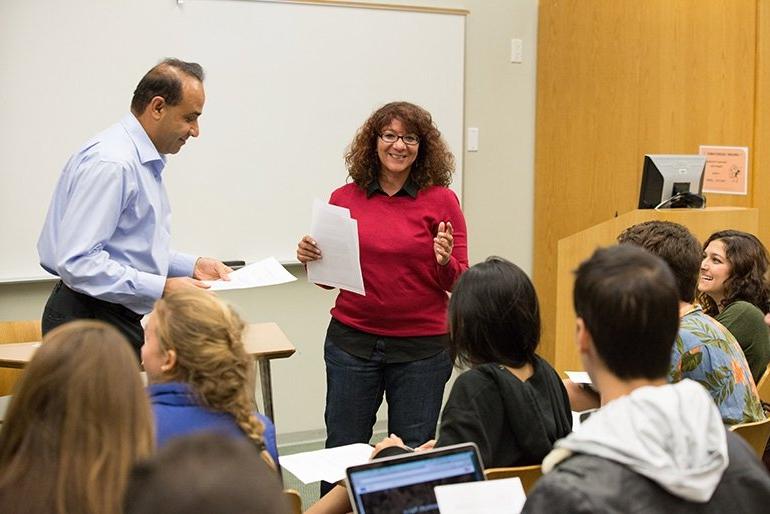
141,313,168,383
699,239,732,302
376,118,419,177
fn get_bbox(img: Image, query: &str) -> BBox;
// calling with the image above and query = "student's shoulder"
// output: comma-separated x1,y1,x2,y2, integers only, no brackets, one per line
523,455,605,513
720,300,765,324
719,431,770,500
453,365,499,388
448,365,504,400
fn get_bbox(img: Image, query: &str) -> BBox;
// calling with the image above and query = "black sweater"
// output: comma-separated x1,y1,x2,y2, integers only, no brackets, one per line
436,356,573,468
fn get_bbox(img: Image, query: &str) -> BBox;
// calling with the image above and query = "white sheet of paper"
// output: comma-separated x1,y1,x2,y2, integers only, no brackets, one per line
280,443,373,484
565,371,592,384
203,257,296,291
306,199,365,295
435,477,526,514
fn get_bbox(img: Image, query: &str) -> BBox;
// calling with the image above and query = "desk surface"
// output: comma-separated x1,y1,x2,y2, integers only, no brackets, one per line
0,322,295,369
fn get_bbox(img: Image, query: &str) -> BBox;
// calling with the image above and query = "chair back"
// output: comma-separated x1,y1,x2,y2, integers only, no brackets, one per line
484,464,542,494
0,320,41,396
283,489,302,514
729,418,770,458
756,363,770,406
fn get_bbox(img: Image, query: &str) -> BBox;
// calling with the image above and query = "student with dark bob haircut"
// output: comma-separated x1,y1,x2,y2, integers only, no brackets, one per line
448,257,540,368
698,229,770,382
375,257,571,467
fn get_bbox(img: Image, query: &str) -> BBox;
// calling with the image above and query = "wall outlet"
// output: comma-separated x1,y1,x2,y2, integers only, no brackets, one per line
511,38,523,63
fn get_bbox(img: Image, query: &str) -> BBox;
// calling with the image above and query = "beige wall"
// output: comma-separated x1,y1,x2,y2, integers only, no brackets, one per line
0,0,539,436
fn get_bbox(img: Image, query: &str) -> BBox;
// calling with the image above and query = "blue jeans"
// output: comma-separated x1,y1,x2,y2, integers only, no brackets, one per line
324,336,452,444
321,338,452,493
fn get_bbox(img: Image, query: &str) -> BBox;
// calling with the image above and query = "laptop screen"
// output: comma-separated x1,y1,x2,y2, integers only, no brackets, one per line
345,443,485,514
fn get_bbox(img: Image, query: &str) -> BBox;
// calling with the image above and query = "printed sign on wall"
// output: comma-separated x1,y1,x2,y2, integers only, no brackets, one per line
699,145,748,195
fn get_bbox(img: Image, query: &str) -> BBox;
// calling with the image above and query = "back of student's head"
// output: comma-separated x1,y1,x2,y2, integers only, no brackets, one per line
124,433,291,514
151,289,269,457
616,220,701,302
573,245,680,380
448,256,540,368
0,320,153,514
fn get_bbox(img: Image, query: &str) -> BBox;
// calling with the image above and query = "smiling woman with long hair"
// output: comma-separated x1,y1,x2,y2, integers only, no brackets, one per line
0,321,154,514
698,229,770,382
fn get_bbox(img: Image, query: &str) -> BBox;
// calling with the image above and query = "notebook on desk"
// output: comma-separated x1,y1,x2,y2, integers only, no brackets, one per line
345,443,485,514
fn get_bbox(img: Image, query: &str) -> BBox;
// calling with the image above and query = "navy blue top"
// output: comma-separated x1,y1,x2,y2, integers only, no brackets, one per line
148,382,279,464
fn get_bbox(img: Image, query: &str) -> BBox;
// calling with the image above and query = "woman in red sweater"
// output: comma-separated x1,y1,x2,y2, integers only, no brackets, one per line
297,101,468,494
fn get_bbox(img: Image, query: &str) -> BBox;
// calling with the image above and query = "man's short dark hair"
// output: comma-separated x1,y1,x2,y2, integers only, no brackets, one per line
616,220,701,302
573,245,679,380
130,58,204,115
123,433,290,514
448,256,540,368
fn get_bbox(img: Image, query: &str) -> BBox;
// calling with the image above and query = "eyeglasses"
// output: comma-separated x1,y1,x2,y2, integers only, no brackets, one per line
379,132,420,146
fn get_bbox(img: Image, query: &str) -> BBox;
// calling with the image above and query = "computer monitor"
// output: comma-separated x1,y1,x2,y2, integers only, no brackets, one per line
638,154,706,209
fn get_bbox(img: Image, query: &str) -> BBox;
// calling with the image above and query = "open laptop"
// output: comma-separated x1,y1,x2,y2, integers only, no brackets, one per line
345,443,486,514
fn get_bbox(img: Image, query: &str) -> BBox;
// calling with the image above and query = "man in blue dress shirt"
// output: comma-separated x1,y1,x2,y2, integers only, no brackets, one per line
37,58,231,356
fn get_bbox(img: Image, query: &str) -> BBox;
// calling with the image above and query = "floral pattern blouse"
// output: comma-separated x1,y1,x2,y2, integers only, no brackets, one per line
670,305,765,425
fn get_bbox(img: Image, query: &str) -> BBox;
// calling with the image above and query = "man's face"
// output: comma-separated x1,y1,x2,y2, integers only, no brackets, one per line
153,76,204,155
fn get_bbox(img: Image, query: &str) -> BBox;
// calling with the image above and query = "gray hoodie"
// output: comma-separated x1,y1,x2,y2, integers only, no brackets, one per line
545,379,727,502
523,379,770,514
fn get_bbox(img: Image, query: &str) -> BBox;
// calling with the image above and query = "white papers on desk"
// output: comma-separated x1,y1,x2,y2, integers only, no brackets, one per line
280,443,373,484
306,199,365,295
203,257,296,291
565,371,592,385
435,477,526,514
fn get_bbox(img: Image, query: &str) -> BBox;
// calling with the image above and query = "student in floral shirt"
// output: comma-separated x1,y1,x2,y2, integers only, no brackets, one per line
618,221,764,425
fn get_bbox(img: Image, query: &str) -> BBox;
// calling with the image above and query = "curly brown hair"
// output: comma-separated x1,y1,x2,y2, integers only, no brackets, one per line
345,101,455,189
153,290,274,468
697,230,770,315
616,221,702,303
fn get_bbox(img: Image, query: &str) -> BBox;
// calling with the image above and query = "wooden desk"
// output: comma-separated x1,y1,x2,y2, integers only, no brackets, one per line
0,322,295,422
243,322,296,421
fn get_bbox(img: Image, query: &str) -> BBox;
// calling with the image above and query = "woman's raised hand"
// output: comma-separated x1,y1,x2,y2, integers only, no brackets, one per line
434,221,454,266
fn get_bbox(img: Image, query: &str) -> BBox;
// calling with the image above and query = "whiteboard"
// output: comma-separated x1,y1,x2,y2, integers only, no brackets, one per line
0,0,465,282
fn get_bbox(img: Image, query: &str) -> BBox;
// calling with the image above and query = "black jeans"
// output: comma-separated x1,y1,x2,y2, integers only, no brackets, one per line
42,281,144,358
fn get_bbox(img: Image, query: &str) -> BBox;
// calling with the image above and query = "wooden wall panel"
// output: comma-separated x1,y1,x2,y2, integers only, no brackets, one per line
534,0,757,363
755,0,770,245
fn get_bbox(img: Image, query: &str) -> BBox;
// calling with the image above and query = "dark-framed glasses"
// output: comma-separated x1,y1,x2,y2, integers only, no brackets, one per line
379,132,420,145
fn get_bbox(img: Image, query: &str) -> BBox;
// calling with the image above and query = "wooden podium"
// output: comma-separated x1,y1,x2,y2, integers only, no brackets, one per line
553,207,758,375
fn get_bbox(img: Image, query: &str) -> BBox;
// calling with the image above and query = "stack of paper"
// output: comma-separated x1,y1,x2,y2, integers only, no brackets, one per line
565,371,591,385
306,199,366,295
434,477,527,514
280,443,374,484
203,257,296,291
